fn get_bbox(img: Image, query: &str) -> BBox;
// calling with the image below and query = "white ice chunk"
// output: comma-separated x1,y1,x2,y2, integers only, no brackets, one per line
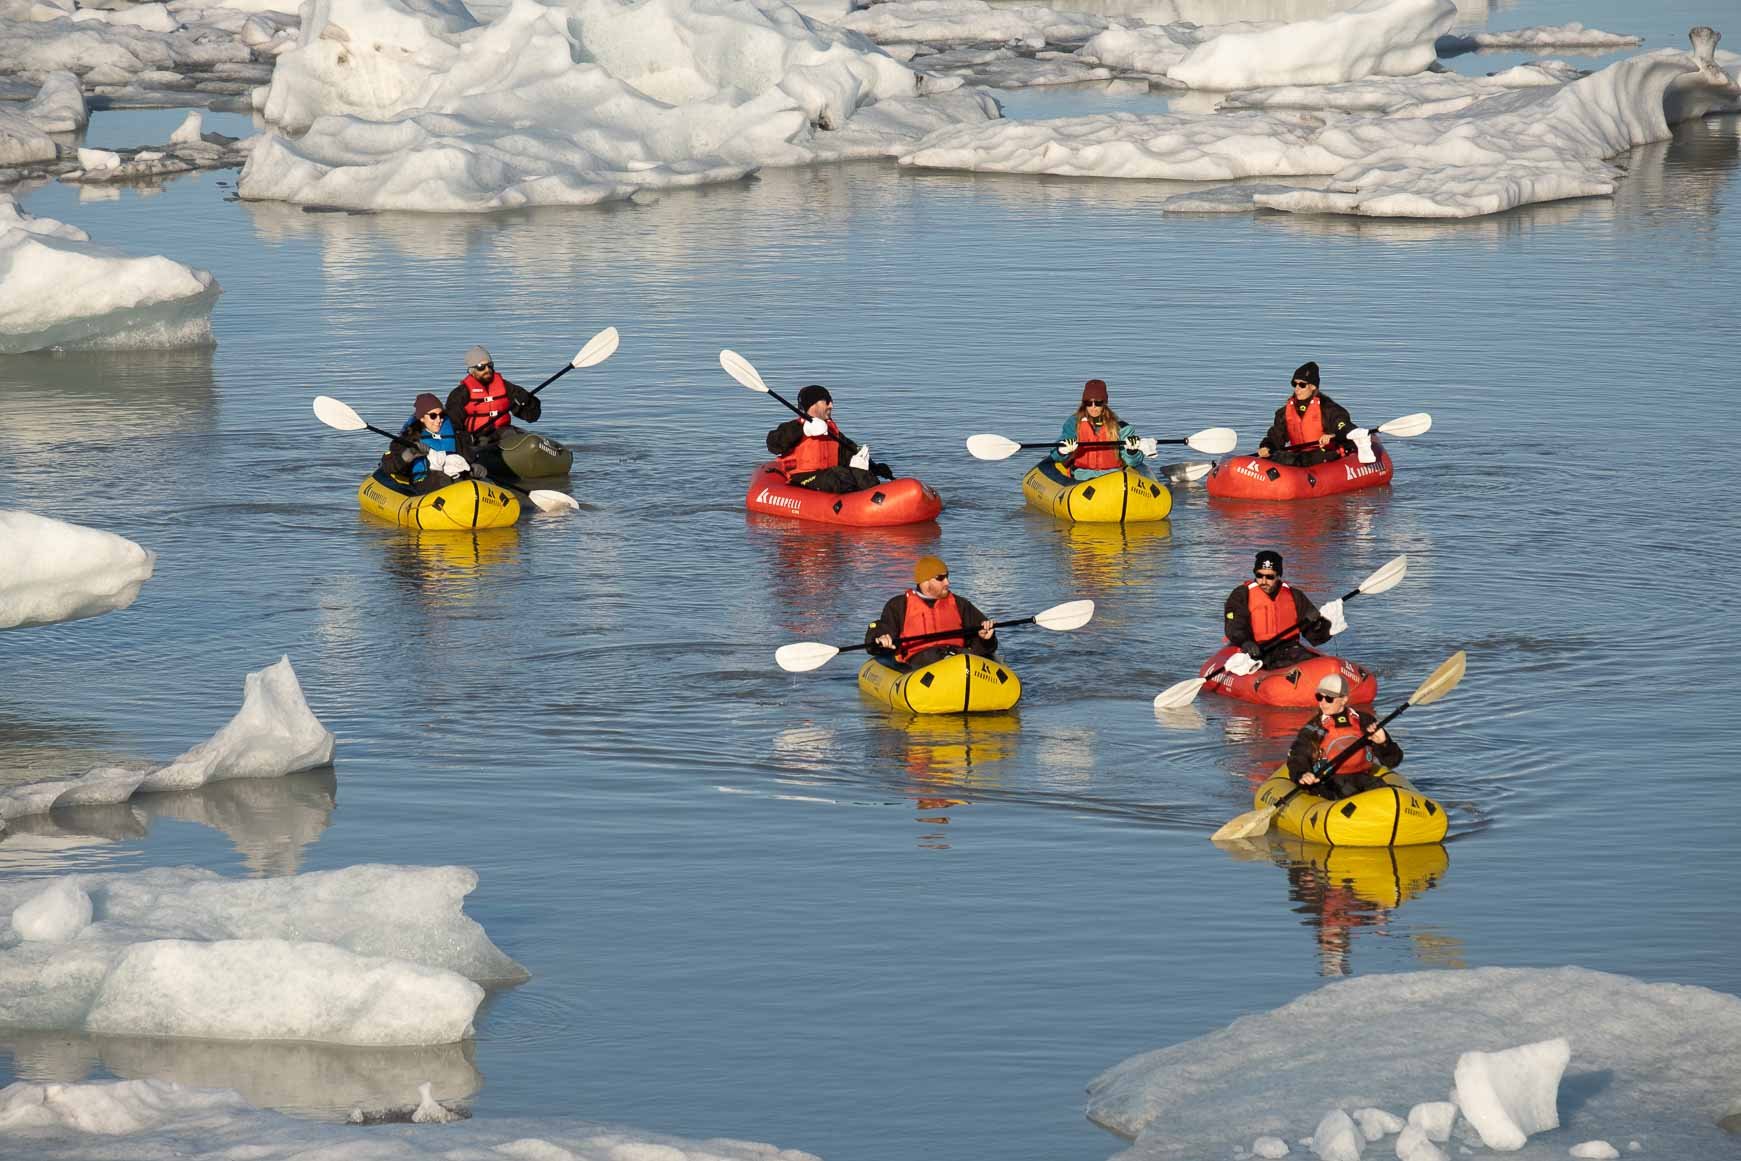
1354,1108,1406,1140
23,70,88,133
839,0,1114,48
0,106,57,166
0,1078,246,1135
1570,1144,1620,1160
11,877,92,942
1453,1037,1569,1150
1254,1138,1290,1159
167,109,203,144
1314,1109,1365,1161
0,510,153,629
1407,1102,1456,1142
411,1080,461,1123
1167,0,1454,90
75,147,121,170
1394,1125,1446,1161
1440,24,1643,54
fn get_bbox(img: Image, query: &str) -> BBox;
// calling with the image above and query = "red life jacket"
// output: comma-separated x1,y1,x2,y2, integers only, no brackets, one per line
896,590,965,664
1284,395,1325,447
1245,580,1300,644
1072,416,1121,471
1315,708,1376,775
460,373,513,434
779,419,841,476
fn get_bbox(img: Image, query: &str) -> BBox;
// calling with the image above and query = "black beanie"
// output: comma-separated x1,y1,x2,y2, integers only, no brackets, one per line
1292,361,1320,387
797,384,832,411
1254,550,1283,575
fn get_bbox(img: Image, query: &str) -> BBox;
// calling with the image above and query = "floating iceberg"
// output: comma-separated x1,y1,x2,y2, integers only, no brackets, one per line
1162,0,1455,91
1085,966,1741,1161
0,656,334,825
0,863,525,1045
0,510,154,629
0,196,220,353
1437,23,1643,57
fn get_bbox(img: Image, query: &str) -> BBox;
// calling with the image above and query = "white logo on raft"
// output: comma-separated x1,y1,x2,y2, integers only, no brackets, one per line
1344,462,1385,481
1235,461,1265,479
754,488,805,512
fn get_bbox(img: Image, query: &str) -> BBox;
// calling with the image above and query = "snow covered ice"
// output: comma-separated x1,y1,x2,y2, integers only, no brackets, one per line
1437,23,1643,57
1454,1037,1569,1150
1085,966,1741,1161
0,195,220,353
0,510,154,628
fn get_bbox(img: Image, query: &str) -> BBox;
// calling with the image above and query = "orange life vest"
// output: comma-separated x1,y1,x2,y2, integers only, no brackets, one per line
780,419,841,476
896,590,965,664
1072,416,1121,471
460,373,512,434
1315,708,1376,775
1284,395,1325,447
1245,580,1301,644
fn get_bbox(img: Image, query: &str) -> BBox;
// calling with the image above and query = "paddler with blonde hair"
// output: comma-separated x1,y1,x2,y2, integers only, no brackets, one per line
865,555,998,670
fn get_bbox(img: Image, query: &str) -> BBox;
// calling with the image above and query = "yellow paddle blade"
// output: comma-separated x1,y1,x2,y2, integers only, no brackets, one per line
1408,650,1467,708
1210,805,1277,843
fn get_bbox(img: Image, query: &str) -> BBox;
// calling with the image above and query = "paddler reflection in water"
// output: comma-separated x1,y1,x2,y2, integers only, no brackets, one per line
1256,362,1358,467
444,345,541,477
1288,673,1403,801
866,555,998,669
1225,550,1344,667
1051,378,1155,479
766,384,894,493
380,392,472,494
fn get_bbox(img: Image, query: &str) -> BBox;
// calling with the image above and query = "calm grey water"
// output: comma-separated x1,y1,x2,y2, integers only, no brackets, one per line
2,3,1740,1158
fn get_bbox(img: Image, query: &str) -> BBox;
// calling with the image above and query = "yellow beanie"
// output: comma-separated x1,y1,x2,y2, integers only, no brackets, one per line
913,555,948,585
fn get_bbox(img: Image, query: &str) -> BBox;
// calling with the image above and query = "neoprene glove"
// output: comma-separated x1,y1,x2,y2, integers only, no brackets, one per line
872,462,894,481
443,456,471,478
802,417,828,437
1057,438,1078,457
849,445,871,471
1320,598,1348,636
426,449,449,472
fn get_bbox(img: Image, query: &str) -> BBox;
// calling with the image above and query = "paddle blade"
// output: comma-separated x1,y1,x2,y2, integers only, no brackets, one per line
1407,650,1467,708
312,395,366,432
966,433,1022,461
1034,599,1094,631
1357,553,1409,597
1210,805,1277,843
1152,677,1205,710
572,326,620,368
1378,412,1432,438
1185,426,1239,455
1158,461,1212,484
720,349,768,393
775,642,839,673
526,489,580,513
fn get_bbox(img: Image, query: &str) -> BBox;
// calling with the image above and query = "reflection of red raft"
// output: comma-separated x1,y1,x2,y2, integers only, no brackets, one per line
1207,441,1393,501
1199,644,1378,708
744,462,944,527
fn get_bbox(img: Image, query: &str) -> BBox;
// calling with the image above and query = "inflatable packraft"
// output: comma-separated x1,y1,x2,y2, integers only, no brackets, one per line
358,470,521,530
1199,643,1377,708
745,462,943,527
495,427,573,479
1021,459,1173,522
1254,765,1449,847
857,652,1022,714
1207,441,1393,501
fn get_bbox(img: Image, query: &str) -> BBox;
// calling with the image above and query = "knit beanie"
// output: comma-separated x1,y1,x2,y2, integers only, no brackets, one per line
1292,361,1320,387
1254,550,1283,575
913,555,948,585
414,392,443,417
1081,378,1109,404
465,345,492,370
797,384,832,411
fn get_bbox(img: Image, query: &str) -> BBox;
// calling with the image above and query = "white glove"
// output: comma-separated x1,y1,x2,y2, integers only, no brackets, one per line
1224,651,1263,677
802,417,828,437
442,455,471,478
425,448,449,472
1136,437,1159,458
1123,434,1141,452
1057,438,1078,457
850,445,871,471
1320,598,1348,637
1349,428,1375,464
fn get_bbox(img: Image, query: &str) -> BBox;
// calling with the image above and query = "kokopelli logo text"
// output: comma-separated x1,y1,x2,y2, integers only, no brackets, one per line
755,488,804,512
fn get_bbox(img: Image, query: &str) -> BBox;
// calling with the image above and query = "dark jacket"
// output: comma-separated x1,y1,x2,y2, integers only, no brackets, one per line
1223,583,1331,655
865,591,998,665
766,417,862,464
1287,709,1404,780
445,376,540,458
1258,391,1356,455
379,415,458,482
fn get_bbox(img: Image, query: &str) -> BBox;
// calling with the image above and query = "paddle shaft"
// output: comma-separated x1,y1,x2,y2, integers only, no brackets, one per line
768,388,863,449
530,364,573,396
839,616,1021,657
1270,699,1414,814
1017,437,1190,450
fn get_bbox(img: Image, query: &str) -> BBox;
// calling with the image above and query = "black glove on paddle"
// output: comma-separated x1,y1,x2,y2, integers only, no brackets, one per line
872,462,894,481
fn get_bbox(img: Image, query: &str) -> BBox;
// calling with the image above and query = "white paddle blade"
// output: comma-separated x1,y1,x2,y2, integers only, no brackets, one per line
1034,599,1095,632
966,433,1023,461
1357,553,1409,596
1152,677,1206,710
572,326,620,368
1408,650,1466,708
775,642,840,673
720,349,769,393
312,395,366,432
1182,462,1213,482
1185,426,1238,455
1210,806,1277,843
526,489,580,513
1378,412,1432,438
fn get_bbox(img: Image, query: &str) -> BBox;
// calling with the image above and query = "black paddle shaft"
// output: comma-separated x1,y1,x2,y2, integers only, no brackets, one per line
1015,437,1192,450
837,614,1031,656
530,362,573,396
767,386,859,448
1269,700,1414,814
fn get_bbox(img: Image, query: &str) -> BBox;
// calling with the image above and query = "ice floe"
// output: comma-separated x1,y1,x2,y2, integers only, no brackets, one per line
0,510,154,628
0,863,525,1044
1155,0,1456,91
1086,966,1741,1161
0,194,220,352
1437,23,1643,58
236,0,997,212
1,1077,822,1160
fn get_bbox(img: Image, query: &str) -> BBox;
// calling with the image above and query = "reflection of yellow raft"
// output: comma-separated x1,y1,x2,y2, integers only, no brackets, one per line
358,470,520,530
1021,459,1172,523
1255,765,1449,847
857,653,1022,714
1274,836,1449,907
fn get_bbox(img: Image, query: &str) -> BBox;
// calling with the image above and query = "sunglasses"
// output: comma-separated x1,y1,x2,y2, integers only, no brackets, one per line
472,363,493,372
1314,693,1344,703
1254,572,1280,580
1292,381,1314,389
423,409,444,419
1084,399,1106,406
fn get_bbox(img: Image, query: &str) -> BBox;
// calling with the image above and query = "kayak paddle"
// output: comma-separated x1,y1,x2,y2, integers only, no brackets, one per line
965,426,1237,462
1209,650,1465,842
1158,461,1214,484
312,395,579,513
721,347,872,451
529,326,620,396
776,599,1095,673
1151,554,1409,710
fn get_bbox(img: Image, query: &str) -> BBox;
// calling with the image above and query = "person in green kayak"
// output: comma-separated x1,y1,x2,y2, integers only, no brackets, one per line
1256,362,1358,467
1224,550,1344,669
444,345,541,477
1051,379,1156,479
766,384,894,492
1286,672,1403,800
380,392,472,493
865,555,998,670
